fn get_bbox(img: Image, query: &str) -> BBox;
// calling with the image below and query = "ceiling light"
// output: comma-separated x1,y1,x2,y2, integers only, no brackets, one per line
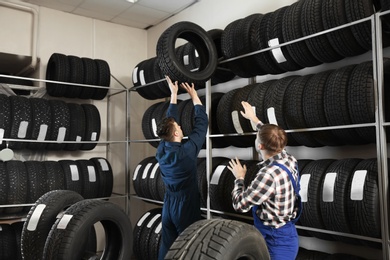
126,0,138,3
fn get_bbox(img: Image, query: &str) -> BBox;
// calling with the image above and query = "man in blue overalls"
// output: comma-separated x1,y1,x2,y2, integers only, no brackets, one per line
228,101,302,260
156,76,208,260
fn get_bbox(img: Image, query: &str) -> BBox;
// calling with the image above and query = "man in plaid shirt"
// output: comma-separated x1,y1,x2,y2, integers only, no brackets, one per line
228,101,301,260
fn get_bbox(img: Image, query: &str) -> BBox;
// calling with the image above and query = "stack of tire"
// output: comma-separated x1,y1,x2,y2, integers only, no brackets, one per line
46,53,111,100
133,208,162,260
220,0,389,77
133,27,234,100
20,190,133,260
216,58,390,147
0,95,101,151
0,157,113,218
141,93,229,148
140,155,385,249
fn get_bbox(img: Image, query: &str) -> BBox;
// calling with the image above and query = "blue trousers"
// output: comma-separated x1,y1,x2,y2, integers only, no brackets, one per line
255,220,299,260
158,187,201,260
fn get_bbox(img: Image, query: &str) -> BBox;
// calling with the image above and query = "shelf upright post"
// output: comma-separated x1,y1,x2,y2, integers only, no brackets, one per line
372,11,390,259
205,79,212,220
125,86,131,215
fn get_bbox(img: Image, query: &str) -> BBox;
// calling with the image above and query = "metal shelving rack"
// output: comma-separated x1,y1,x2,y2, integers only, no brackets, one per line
130,8,390,259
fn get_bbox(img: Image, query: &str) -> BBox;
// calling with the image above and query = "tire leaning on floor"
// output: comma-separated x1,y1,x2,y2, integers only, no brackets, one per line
21,190,84,260
165,219,270,260
43,199,133,260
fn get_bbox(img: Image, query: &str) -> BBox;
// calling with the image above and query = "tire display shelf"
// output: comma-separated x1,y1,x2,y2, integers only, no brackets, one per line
0,72,131,220
130,8,390,259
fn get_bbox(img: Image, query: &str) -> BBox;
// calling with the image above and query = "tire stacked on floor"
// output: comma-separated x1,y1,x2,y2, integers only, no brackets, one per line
20,190,133,260
0,95,100,151
46,53,111,100
0,157,113,218
0,222,24,260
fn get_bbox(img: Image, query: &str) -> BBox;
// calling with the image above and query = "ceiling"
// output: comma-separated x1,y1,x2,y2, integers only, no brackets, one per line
22,0,199,29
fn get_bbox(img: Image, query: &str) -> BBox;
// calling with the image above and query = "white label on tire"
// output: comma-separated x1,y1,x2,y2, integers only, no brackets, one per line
268,38,287,63
88,166,96,182
0,129,4,144
76,136,82,142
18,121,29,138
350,170,367,200
183,55,190,65
322,172,337,202
133,67,139,84
143,163,152,179
231,111,243,134
152,118,158,137
210,165,226,185
91,132,97,141
150,163,159,179
267,107,278,125
137,212,151,226
250,106,257,131
27,204,47,231
57,214,73,229
300,174,310,202
147,214,161,228
57,127,66,142
155,222,162,233
140,70,146,85
133,164,141,180
37,124,48,141
98,158,109,171
70,165,79,181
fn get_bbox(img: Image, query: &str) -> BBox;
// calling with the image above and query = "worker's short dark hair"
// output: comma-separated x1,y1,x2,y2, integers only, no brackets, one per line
258,124,287,153
157,117,176,141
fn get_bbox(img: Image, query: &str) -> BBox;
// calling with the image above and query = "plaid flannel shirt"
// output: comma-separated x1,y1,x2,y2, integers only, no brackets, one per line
231,122,299,228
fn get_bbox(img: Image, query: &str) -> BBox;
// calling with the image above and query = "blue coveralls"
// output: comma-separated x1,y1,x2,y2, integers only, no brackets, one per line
156,103,208,260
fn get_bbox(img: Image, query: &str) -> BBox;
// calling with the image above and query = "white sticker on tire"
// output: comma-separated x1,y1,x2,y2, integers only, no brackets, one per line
210,165,226,185
147,214,161,228
231,111,243,134
133,164,142,180
57,214,73,229
152,118,158,137
140,70,146,86
350,170,367,200
70,165,79,181
91,132,97,141
0,129,4,144
183,55,190,65
150,163,159,179
155,222,162,233
18,121,29,138
132,67,139,84
267,107,278,125
299,174,310,202
268,38,287,63
37,124,48,141
87,166,96,182
27,204,47,231
143,163,152,179
57,127,66,142
322,172,337,202
98,158,109,171
137,212,151,226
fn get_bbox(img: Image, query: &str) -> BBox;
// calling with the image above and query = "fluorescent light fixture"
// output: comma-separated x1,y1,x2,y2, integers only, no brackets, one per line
126,0,138,3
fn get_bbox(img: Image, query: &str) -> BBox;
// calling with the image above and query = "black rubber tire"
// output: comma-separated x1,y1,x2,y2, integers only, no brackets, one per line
142,102,164,148
165,219,270,260
0,162,8,214
12,221,24,260
80,104,101,151
21,190,84,260
9,96,33,150
65,55,84,98
64,103,85,151
59,160,84,196
0,224,17,260
27,98,52,150
92,59,111,100
5,160,28,215
140,209,162,260
46,100,70,150
43,199,133,260
132,157,155,198
24,161,48,204
46,53,70,97
0,94,11,150
43,161,66,192
90,157,113,198
76,159,100,199
79,57,98,99
157,21,218,85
